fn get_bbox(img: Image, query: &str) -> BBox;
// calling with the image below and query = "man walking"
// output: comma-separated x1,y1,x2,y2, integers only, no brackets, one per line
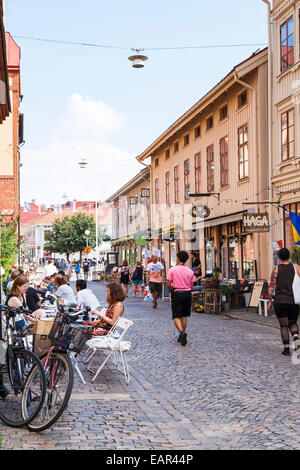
146,255,164,309
167,250,195,346
82,258,90,281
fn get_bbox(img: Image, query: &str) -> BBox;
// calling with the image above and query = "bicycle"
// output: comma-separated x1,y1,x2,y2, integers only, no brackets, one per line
0,305,47,428
24,303,93,432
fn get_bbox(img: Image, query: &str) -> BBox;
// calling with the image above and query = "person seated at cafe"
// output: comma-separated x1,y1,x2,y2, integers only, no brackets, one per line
53,274,76,305
89,283,126,336
75,279,101,315
6,275,45,330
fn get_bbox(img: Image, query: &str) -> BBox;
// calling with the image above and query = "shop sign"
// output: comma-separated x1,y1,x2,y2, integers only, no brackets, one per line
243,213,269,233
191,204,210,219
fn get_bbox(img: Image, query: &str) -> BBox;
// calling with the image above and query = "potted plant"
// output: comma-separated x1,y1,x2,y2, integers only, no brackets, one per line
220,285,234,311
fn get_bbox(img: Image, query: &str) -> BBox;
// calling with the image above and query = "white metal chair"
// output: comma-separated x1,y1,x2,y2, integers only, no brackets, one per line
84,317,133,384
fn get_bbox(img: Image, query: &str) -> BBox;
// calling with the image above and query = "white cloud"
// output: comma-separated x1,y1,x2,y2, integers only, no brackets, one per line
21,95,141,206
56,94,126,140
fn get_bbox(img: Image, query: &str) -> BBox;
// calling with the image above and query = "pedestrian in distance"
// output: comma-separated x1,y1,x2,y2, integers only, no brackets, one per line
82,258,90,281
146,255,164,309
131,260,144,298
268,248,300,355
75,261,81,280
167,250,195,346
119,260,130,297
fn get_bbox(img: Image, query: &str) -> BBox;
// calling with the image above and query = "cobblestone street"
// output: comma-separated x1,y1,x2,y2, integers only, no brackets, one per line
1,281,299,450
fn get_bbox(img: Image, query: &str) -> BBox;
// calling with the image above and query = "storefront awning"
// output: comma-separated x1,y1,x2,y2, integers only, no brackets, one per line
111,235,134,245
193,210,246,229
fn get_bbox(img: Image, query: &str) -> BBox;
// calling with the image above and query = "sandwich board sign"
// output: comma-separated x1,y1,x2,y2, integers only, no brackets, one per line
249,280,265,308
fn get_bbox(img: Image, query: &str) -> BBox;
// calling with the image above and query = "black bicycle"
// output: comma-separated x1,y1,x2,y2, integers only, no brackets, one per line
24,303,92,432
0,305,47,428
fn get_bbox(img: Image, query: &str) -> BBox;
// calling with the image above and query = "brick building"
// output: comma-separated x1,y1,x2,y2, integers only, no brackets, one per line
0,32,23,223
0,0,10,125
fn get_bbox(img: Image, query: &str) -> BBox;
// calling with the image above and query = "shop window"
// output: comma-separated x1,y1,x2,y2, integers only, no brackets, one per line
194,152,201,193
220,136,229,187
206,145,214,192
228,237,239,280
280,16,294,72
242,234,255,280
205,239,215,274
281,108,295,161
238,124,248,180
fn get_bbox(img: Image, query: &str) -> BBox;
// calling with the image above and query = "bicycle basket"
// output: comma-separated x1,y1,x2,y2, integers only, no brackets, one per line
49,312,93,353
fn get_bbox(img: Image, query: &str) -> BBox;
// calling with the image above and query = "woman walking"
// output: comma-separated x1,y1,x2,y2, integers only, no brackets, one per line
268,248,300,355
131,261,144,297
119,260,130,297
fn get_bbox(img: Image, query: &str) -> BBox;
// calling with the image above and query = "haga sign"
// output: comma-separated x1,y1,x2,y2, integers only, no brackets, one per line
243,213,270,232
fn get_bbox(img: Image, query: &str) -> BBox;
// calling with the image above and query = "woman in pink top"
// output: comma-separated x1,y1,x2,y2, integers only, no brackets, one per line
167,251,195,346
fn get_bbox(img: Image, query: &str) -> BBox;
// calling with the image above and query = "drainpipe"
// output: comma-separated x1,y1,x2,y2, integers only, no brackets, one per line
262,0,273,275
233,71,259,278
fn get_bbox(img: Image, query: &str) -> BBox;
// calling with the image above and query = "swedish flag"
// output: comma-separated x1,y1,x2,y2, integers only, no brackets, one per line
289,210,300,246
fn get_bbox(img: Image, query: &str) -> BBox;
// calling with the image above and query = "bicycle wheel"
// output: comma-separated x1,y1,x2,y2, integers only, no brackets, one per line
0,348,46,428
24,350,74,432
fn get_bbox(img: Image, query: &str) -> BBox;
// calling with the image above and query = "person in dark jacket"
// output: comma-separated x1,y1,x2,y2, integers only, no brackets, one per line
268,248,300,355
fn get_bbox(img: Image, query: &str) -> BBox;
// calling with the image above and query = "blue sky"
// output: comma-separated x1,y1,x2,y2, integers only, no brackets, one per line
5,0,268,205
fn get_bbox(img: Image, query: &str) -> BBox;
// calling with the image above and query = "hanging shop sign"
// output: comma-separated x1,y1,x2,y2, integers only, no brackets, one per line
243,213,270,233
191,204,210,219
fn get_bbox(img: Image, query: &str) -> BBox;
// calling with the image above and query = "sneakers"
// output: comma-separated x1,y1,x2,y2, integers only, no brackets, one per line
181,332,187,346
178,332,187,346
153,303,157,309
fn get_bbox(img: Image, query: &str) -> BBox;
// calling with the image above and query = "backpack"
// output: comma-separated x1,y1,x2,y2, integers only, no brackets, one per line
131,269,138,281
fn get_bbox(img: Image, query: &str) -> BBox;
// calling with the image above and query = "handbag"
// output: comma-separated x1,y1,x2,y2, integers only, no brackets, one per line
292,264,300,305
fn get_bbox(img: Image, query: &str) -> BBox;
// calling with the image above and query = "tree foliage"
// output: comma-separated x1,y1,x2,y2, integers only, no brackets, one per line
1,222,19,279
44,213,106,259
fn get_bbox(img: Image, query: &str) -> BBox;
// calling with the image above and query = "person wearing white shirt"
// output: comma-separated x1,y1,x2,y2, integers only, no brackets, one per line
75,280,101,317
43,260,57,279
53,274,76,305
